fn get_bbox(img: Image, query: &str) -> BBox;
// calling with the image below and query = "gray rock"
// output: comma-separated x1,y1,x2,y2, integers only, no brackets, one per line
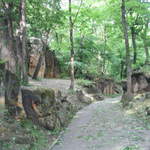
21,87,74,130
145,92,150,99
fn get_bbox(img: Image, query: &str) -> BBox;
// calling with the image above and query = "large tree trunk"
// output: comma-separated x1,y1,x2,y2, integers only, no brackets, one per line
121,0,133,105
131,26,137,64
4,70,20,117
19,0,28,83
0,2,20,116
69,0,75,90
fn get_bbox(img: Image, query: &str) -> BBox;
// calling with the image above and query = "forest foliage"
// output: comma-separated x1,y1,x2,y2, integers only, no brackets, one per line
0,0,149,80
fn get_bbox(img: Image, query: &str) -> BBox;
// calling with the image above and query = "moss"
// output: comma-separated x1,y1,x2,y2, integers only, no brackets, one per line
0,59,6,64
34,88,55,100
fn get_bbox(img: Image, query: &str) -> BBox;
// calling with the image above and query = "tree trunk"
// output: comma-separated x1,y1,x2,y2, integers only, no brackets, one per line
4,70,20,117
69,0,75,90
1,2,20,116
103,26,107,74
120,60,124,79
143,20,150,65
121,0,133,104
32,53,43,80
19,0,28,83
131,26,137,64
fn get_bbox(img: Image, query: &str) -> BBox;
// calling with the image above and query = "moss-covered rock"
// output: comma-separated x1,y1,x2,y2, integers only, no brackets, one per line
21,87,75,130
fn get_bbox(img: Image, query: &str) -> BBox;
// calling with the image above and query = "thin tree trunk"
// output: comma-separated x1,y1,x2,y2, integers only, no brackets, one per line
120,60,124,79
143,20,150,64
69,0,75,90
121,0,132,101
131,26,137,64
103,26,107,73
32,54,43,80
20,0,28,83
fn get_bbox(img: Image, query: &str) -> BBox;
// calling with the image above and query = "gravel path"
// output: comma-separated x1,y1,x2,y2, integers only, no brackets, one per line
51,97,150,150
29,79,72,93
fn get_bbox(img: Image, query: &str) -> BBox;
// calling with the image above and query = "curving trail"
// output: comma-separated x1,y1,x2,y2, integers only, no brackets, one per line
51,97,150,150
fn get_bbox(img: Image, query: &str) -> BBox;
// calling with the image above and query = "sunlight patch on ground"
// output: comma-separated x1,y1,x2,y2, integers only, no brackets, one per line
0,96,4,104
29,81,41,87
111,100,120,104
126,110,135,115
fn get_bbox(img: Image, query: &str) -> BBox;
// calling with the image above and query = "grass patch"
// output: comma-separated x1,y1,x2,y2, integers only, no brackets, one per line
104,93,121,98
76,79,94,87
20,120,48,150
122,145,139,150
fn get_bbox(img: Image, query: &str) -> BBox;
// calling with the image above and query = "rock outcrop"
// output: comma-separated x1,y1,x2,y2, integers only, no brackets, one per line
95,78,121,95
121,70,150,108
44,50,59,78
82,78,121,96
131,72,150,93
21,87,74,130
126,92,150,118
28,38,60,78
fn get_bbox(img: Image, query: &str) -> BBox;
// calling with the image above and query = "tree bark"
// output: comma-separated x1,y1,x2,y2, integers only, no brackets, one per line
4,70,20,117
1,2,20,116
32,53,44,80
69,0,75,90
19,0,28,83
121,0,132,103
131,26,137,64
103,26,107,74
143,20,150,65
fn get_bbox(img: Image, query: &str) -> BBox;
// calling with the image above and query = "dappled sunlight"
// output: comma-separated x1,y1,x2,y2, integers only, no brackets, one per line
110,99,120,104
0,96,4,105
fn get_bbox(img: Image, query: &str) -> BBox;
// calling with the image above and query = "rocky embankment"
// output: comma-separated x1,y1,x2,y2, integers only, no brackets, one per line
0,78,110,150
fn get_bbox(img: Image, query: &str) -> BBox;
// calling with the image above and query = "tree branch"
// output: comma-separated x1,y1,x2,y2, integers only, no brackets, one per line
72,0,83,26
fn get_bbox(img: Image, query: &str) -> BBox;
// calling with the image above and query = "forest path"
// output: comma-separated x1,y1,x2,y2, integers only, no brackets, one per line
51,97,150,150
29,78,72,93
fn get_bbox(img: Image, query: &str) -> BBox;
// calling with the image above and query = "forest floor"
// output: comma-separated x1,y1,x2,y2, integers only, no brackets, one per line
52,97,150,150
1,79,150,150
29,78,74,93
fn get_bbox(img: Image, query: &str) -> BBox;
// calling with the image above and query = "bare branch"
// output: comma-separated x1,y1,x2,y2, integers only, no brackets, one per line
72,0,83,26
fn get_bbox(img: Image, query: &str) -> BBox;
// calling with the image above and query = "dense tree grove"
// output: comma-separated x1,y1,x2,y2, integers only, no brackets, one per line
0,1,150,150
0,0,150,114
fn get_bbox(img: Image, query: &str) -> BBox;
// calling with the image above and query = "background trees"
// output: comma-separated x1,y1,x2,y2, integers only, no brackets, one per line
0,0,150,115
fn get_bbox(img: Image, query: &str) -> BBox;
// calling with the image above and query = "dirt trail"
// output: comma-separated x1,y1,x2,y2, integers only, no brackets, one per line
29,79,72,93
51,97,150,150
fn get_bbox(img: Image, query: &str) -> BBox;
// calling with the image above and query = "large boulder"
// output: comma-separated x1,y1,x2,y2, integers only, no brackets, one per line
44,50,60,78
21,87,74,130
131,72,150,93
28,38,45,78
28,38,60,78
95,78,122,95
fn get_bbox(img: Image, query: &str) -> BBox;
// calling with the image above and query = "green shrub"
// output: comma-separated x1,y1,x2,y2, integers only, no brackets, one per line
76,79,94,87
